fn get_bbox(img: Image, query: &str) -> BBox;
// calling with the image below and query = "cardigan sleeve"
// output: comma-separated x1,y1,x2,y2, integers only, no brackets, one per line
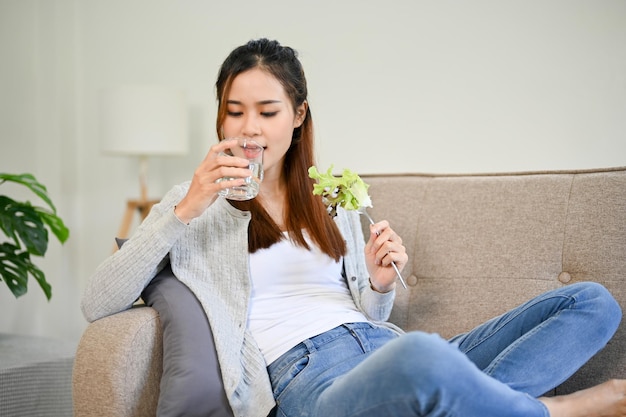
337,208,396,322
81,183,190,322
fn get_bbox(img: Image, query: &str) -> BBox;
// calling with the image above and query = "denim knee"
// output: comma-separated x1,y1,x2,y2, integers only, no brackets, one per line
377,332,548,416
384,332,472,391
572,281,622,341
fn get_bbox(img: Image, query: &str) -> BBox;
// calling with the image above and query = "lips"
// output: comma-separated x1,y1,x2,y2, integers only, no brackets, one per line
243,148,262,159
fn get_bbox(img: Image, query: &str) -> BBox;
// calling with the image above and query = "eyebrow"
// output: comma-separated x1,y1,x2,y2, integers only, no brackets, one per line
227,99,283,105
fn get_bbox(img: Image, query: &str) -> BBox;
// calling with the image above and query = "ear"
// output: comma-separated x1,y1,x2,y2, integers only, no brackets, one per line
294,101,308,128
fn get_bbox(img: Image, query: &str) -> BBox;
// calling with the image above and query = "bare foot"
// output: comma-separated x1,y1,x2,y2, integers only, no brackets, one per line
539,379,626,417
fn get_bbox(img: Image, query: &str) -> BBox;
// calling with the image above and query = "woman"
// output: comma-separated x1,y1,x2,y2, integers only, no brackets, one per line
83,38,626,417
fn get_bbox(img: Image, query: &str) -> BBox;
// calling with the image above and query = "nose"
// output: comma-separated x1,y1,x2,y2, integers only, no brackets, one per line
241,113,261,138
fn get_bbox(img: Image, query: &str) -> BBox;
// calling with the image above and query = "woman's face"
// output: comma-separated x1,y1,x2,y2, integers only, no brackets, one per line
221,68,305,179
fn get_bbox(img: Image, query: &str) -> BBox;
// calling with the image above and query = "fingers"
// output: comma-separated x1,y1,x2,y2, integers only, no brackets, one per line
174,143,253,222
367,221,407,268
190,143,253,195
373,242,406,268
364,220,408,292
375,242,404,267
200,141,252,181
368,221,403,249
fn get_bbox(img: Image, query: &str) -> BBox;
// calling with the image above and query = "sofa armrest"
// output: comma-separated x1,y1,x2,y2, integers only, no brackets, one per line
73,306,163,417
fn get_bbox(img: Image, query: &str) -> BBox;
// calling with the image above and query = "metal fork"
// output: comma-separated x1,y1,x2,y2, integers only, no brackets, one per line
359,207,408,289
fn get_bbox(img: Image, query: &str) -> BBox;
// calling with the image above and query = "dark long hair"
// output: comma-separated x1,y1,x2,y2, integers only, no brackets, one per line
215,38,346,260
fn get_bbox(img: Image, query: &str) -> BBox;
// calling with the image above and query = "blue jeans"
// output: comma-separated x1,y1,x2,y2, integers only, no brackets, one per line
267,282,622,417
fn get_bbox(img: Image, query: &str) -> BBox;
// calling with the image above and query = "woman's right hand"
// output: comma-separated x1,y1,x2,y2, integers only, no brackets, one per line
174,140,253,223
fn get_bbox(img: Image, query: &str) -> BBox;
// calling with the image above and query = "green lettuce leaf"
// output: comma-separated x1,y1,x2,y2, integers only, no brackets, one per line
308,165,372,217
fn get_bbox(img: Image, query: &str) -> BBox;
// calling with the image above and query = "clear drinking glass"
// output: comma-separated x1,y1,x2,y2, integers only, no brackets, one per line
217,138,264,200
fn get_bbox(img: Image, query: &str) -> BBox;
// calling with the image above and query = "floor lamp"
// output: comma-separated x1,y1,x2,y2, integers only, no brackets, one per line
100,85,188,244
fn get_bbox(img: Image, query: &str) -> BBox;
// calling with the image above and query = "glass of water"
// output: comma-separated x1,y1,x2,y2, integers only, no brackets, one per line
217,138,264,200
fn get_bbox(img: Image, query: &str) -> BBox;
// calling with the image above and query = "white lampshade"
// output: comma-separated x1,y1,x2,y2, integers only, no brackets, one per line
100,85,189,156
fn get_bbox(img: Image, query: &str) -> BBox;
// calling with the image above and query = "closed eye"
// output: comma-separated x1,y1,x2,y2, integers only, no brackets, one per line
261,111,278,117
227,111,243,117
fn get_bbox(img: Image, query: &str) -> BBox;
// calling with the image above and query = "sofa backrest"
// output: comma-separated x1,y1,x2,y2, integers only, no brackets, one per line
360,168,626,396
362,168,626,337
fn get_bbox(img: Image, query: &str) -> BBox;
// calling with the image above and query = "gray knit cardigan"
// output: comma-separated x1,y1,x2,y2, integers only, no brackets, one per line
81,181,397,417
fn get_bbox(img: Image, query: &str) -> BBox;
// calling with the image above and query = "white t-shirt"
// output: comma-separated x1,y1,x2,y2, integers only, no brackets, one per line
248,231,368,365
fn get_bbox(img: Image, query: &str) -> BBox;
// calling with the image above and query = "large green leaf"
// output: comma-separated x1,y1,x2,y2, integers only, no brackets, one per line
0,196,48,256
0,173,56,213
0,242,51,300
0,173,67,300
36,207,69,244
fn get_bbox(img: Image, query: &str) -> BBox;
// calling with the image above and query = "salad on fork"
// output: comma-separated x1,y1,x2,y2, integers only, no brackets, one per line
308,165,407,289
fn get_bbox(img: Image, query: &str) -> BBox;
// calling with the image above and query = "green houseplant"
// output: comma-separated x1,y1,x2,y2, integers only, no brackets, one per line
0,173,69,300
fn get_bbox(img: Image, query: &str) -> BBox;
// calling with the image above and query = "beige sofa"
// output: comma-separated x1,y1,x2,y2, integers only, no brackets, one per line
73,167,626,416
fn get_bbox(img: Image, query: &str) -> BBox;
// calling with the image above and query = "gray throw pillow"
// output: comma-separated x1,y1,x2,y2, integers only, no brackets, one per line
116,238,234,417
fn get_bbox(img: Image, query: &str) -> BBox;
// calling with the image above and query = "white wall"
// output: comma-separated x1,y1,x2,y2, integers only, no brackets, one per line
1,0,625,344
0,0,83,341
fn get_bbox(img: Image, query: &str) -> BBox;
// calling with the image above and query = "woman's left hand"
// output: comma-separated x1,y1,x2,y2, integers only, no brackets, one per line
364,220,408,293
